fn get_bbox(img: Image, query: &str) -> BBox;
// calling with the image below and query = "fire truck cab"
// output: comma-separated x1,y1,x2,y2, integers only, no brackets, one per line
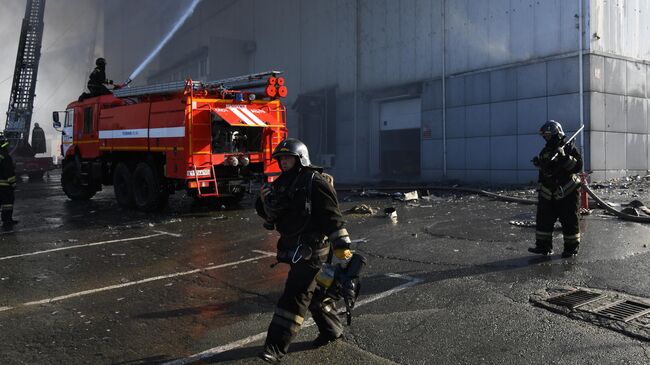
53,72,287,211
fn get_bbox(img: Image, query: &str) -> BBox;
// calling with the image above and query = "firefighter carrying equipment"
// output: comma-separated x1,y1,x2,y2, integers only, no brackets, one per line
256,139,354,362
530,120,582,257
256,164,347,359
0,134,18,230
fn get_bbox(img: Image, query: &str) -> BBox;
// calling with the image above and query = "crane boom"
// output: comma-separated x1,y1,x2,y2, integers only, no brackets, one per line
5,0,46,149
4,0,53,180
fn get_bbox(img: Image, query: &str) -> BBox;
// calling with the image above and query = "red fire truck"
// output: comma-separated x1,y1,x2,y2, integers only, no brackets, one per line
53,71,287,211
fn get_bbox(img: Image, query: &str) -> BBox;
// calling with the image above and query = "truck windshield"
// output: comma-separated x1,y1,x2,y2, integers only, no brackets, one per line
211,119,263,154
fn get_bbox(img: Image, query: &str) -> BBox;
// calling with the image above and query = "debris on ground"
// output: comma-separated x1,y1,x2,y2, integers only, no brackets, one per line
509,220,536,227
403,191,419,202
345,204,375,215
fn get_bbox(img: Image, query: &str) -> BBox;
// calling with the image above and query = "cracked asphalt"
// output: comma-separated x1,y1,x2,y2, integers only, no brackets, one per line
1,171,649,364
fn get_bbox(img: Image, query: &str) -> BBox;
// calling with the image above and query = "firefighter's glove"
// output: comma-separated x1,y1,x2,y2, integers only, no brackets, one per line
555,146,566,158
108,79,114,85
332,247,353,269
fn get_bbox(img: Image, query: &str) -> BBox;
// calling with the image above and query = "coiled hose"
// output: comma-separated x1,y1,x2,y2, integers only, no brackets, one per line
582,183,650,223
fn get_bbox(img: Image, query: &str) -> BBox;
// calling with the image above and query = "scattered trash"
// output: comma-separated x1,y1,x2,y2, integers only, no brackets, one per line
359,190,391,198
116,297,125,301
383,207,398,223
350,238,368,245
403,191,419,202
509,220,536,227
110,253,126,257
212,215,227,220
345,204,375,215
411,233,418,238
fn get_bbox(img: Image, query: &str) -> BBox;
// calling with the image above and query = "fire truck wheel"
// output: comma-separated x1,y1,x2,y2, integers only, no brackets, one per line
62,163,96,200
132,162,166,211
113,162,135,207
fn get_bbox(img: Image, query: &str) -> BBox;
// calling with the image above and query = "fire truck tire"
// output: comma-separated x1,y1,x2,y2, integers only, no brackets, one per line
113,162,135,207
62,163,96,200
132,162,166,211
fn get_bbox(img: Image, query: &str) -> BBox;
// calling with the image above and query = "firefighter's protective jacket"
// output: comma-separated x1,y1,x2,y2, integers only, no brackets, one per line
88,67,108,88
537,140,582,200
0,148,16,188
255,166,349,258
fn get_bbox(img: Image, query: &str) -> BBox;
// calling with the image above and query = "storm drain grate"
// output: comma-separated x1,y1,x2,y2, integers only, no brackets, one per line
594,300,650,322
547,290,604,309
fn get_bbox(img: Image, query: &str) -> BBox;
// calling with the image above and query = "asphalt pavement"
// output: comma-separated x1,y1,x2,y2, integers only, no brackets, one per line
1,171,649,365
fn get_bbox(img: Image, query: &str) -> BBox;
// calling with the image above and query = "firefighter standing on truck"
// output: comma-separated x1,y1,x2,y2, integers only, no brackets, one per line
87,57,113,97
0,134,18,231
529,120,582,258
256,138,352,363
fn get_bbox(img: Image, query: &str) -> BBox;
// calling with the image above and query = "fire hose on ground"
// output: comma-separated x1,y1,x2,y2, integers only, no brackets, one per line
429,183,650,223
350,181,650,223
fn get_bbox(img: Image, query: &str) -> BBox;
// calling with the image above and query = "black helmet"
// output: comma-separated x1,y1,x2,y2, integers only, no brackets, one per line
96,58,106,67
0,133,8,149
539,120,565,140
272,138,311,167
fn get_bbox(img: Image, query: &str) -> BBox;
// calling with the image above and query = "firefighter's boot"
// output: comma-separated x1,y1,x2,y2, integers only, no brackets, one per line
528,242,553,256
258,349,281,364
1,208,17,230
561,244,579,258
312,333,343,348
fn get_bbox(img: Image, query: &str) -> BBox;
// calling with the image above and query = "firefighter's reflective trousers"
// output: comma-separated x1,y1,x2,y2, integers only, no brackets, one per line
535,188,580,251
0,186,15,226
263,258,343,358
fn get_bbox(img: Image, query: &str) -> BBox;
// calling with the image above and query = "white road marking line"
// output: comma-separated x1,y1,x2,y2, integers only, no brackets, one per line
153,230,183,238
163,273,423,365
0,233,170,261
251,250,275,256
0,252,275,313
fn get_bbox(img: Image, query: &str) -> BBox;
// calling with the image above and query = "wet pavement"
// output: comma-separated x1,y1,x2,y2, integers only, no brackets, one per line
1,171,649,365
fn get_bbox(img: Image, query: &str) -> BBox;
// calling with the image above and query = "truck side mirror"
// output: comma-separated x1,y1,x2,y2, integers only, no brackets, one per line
52,112,61,128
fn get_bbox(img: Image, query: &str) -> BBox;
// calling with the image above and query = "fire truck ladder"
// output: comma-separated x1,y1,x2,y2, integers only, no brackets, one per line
188,87,219,198
113,71,282,98
4,0,46,149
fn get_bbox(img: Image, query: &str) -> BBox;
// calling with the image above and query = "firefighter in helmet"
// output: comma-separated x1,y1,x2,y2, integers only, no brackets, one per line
255,138,352,363
0,134,18,230
529,120,582,258
87,58,113,97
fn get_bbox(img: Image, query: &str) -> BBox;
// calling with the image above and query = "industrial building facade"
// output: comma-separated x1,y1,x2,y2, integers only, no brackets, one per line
105,0,650,184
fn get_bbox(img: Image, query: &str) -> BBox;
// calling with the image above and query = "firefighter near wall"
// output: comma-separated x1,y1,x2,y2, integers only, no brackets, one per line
52,71,289,211
529,120,583,258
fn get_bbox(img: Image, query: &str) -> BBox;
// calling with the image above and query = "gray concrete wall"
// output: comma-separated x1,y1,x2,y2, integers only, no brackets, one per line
104,0,650,184
420,55,585,185
586,54,650,181
590,0,650,60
